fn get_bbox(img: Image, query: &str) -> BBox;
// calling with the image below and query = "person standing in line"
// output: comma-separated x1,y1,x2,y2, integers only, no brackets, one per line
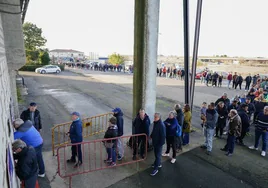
13,119,45,178
66,112,83,168
104,117,118,166
245,74,252,91
227,72,233,89
12,140,38,188
150,113,166,176
200,103,218,155
200,102,207,128
174,104,184,151
244,97,256,124
249,106,268,157
235,74,243,90
182,104,192,145
236,104,250,145
20,102,42,132
132,109,151,160
221,109,242,156
162,112,179,163
215,102,228,138
112,107,124,161
232,72,238,89
215,93,231,107
218,74,223,87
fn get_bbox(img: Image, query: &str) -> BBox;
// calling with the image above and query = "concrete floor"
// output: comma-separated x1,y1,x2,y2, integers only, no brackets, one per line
18,69,267,188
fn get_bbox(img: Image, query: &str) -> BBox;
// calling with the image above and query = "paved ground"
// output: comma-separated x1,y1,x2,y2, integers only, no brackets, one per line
18,69,268,188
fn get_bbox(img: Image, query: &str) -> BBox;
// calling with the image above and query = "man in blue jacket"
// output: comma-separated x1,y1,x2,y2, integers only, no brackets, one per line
132,109,151,160
112,107,124,161
200,103,218,155
13,118,45,178
150,113,166,176
66,112,83,167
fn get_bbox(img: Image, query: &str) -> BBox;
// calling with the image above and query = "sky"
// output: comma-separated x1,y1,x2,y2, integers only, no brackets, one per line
25,0,268,57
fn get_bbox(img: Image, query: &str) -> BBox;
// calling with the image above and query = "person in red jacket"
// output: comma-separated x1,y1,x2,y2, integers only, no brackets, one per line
227,72,233,89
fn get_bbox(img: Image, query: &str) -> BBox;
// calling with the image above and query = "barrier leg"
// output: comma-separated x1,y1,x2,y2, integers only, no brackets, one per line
69,177,72,188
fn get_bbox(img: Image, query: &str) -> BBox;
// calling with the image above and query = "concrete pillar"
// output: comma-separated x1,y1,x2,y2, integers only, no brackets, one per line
0,0,26,117
133,0,160,122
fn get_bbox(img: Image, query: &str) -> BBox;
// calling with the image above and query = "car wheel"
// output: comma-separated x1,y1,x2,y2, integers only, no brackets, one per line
56,70,60,74
41,70,46,74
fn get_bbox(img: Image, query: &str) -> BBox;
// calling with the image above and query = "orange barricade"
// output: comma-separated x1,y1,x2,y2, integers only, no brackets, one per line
57,134,148,188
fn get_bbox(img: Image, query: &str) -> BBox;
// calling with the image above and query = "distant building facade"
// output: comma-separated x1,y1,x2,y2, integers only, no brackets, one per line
49,49,85,60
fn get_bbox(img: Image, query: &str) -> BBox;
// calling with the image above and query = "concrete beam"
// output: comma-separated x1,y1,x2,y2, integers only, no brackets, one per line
133,0,160,122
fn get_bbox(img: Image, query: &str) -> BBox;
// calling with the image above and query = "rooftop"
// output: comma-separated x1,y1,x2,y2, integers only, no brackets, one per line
50,49,84,53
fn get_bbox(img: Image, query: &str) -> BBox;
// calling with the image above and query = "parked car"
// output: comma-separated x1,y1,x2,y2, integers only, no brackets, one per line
35,65,61,74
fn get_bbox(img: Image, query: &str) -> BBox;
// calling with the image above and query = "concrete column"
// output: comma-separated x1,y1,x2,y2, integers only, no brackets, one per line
0,0,26,117
133,0,160,122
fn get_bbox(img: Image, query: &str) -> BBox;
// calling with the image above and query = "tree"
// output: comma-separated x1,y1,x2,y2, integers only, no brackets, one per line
39,51,50,65
108,53,125,65
23,22,47,51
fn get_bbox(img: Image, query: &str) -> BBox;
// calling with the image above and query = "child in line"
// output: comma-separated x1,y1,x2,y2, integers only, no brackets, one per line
200,102,207,128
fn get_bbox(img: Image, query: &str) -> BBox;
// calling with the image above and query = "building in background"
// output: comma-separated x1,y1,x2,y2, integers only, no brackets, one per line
49,49,85,62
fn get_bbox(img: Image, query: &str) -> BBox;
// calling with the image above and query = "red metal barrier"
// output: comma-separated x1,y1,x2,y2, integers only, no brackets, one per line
57,133,148,188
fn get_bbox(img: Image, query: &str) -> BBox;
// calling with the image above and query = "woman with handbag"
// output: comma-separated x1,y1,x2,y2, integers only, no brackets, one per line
104,117,118,167
162,111,180,163
182,104,192,145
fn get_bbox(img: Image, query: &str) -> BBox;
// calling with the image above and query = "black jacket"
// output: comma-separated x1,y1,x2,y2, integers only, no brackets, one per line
244,102,256,117
228,104,238,112
133,113,151,136
114,111,124,136
245,76,252,83
246,94,255,103
215,97,230,107
216,106,228,123
236,76,243,83
175,109,184,126
254,101,268,114
20,109,42,131
104,125,118,145
150,119,166,147
238,109,250,130
14,146,38,180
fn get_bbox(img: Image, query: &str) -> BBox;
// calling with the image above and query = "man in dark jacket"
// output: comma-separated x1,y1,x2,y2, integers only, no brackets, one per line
14,118,45,177
249,106,268,157
236,104,250,145
132,109,151,160
66,112,83,167
150,113,166,176
244,97,256,123
215,93,230,107
235,74,243,90
112,107,124,160
228,99,239,112
200,103,218,155
232,72,238,89
13,140,38,188
215,102,228,138
245,74,252,91
20,102,42,131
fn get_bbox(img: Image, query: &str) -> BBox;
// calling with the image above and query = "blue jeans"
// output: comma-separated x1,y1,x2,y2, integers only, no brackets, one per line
153,146,163,170
254,129,268,151
106,147,116,163
34,144,45,174
182,132,189,145
227,134,236,154
228,80,231,88
204,128,214,152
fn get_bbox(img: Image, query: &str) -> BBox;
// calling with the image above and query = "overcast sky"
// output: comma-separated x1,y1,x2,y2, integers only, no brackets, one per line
25,0,268,57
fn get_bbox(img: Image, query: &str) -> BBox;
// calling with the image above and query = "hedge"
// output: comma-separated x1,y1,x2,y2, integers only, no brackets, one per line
19,64,65,72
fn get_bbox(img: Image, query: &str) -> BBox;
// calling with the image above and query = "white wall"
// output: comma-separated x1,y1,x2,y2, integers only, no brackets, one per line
0,15,18,188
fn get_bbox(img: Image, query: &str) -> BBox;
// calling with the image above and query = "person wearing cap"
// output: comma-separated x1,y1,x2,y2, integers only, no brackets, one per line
66,112,83,168
112,107,124,161
20,102,42,132
236,104,250,145
12,139,38,188
215,93,230,108
227,99,239,112
249,106,268,157
104,117,118,167
13,118,45,178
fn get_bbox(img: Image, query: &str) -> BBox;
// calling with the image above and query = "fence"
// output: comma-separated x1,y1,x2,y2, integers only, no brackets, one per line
52,113,112,156
57,133,148,188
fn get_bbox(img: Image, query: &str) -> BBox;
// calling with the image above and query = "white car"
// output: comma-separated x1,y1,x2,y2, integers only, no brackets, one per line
35,65,61,74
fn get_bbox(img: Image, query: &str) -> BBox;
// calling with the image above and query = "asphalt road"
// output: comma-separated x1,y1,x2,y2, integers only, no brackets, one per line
18,70,267,188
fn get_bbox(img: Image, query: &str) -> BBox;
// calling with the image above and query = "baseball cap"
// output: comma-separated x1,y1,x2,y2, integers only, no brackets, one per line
29,102,37,106
71,112,80,116
112,107,121,113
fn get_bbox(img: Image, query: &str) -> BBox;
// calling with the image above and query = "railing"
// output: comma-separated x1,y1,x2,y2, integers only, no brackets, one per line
57,134,148,188
52,113,112,156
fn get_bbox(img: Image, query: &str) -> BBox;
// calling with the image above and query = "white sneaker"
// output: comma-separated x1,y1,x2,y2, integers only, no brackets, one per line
171,158,176,164
249,146,258,150
38,174,45,178
261,151,266,157
162,153,169,157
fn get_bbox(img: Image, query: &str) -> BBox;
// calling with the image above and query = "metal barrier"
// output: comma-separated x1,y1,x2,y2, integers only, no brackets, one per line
52,113,112,156
57,134,148,188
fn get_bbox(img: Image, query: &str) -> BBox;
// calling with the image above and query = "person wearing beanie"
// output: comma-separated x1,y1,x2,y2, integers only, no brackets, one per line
12,139,38,188
104,117,118,167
